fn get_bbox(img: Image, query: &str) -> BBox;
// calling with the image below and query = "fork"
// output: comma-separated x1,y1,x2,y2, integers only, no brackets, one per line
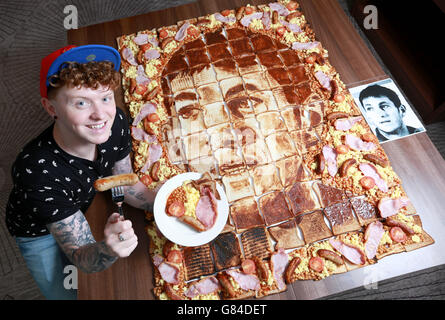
111,186,125,218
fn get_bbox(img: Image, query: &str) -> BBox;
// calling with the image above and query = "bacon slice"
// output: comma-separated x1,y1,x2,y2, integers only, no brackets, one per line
270,248,289,290
226,270,260,291
240,12,263,27
359,163,388,192
334,116,362,131
329,238,366,265
364,221,385,259
175,22,190,42
136,65,150,85
133,33,149,45
345,134,376,151
279,19,301,33
314,71,331,90
322,145,338,177
122,47,138,66
214,12,236,24
130,126,157,143
195,187,218,229
269,2,290,16
377,197,411,218
261,11,271,29
132,102,157,126
185,276,220,298
292,41,320,50
158,262,180,284
153,254,164,267
144,49,160,60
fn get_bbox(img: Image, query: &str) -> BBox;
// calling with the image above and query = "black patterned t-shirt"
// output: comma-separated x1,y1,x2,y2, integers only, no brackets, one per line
5,107,131,237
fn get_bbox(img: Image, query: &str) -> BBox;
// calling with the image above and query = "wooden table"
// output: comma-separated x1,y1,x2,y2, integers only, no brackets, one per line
68,0,445,300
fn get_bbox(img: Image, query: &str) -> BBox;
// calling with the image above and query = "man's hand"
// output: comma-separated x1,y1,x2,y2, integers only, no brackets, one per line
104,213,138,258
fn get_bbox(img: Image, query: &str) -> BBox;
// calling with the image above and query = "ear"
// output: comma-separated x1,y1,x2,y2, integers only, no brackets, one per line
41,97,57,118
399,104,406,117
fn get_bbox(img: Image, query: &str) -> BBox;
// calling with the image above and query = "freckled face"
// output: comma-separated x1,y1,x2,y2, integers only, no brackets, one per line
51,84,116,146
362,96,404,133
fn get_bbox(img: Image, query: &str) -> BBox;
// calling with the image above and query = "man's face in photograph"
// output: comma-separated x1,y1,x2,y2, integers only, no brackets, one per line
361,95,405,133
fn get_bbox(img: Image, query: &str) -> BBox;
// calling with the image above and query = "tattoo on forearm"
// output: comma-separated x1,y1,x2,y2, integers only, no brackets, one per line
125,187,154,211
47,211,117,273
112,154,133,175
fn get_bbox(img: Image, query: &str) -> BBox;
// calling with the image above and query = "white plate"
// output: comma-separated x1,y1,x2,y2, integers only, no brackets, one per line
153,172,229,247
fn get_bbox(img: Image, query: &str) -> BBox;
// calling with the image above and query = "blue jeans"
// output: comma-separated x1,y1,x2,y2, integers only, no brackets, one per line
15,234,77,300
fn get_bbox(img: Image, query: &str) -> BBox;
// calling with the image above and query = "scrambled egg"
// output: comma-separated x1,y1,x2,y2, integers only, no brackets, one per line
183,181,200,218
125,65,138,79
146,225,166,256
164,40,178,54
205,14,221,29
380,231,393,246
121,37,139,54
145,59,161,78
250,19,264,30
314,63,332,74
284,31,297,44
192,293,219,300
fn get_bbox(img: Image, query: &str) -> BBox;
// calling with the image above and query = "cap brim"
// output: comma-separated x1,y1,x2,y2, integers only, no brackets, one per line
46,44,121,87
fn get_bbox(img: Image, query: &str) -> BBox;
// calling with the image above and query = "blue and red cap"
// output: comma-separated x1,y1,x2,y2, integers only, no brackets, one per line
39,44,121,98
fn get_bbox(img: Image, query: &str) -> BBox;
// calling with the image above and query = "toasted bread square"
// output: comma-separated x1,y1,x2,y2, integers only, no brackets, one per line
272,85,300,109
204,29,227,45
229,38,254,58
242,72,271,93
168,70,194,93
174,89,198,112
288,65,310,84
257,51,283,68
249,163,282,196
264,67,292,88
275,156,311,187
233,117,262,146
207,43,232,62
265,131,297,161
162,51,188,75
242,140,272,169
295,81,322,105
219,77,246,100
230,196,265,232
248,90,278,114
161,77,172,96
259,191,293,226
350,197,379,226
296,210,333,244
226,97,255,120
312,182,347,208
268,219,304,250
183,131,211,161
241,227,272,259
208,123,237,150
186,47,210,67
289,126,322,155
210,232,242,271
285,181,321,215
160,117,182,142
178,107,206,136
183,244,215,280
226,27,247,40
235,55,263,75
250,34,276,52
278,49,302,66
188,155,219,178
213,58,239,80
256,111,286,137
190,64,217,87
281,106,310,131
221,170,253,202
215,148,246,176
324,200,361,235
164,137,186,164
196,83,223,105
184,37,206,51
202,101,230,127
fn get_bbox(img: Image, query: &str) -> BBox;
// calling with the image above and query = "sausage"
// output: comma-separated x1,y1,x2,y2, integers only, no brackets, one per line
363,153,389,168
144,85,160,101
339,158,357,177
329,80,339,100
316,152,325,174
317,249,343,265
286,11,302,21
235,6,245,20
253,256,269,282
178,215,207,232
150,161,161,182
217,273,237,298
326,112,348,121
93,173,139,191
272,10,279,24
284,256,301,284
161,36,175,50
